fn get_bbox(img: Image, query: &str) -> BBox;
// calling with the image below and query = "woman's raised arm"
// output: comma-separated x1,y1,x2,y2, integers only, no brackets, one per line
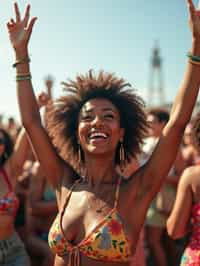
133,0,200,204
7,3,73,188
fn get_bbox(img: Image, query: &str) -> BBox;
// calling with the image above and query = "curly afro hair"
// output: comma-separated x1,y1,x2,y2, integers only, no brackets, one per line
45,70,148,170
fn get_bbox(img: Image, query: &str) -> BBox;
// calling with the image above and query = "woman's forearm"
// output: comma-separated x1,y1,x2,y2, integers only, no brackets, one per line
170,40,200,128
15,49,41,128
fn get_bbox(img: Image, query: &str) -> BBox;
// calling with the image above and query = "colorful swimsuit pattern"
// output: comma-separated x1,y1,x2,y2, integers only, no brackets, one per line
48,177,131,266
180,203,200,265
0,168,19,216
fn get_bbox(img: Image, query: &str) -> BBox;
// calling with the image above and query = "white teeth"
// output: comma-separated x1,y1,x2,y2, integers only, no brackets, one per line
89,132,107,139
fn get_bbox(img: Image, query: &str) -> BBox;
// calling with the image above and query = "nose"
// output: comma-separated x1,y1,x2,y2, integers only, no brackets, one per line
91,115,104,127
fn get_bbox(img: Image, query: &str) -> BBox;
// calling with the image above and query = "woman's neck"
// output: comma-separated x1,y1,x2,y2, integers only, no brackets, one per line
82,156,118,187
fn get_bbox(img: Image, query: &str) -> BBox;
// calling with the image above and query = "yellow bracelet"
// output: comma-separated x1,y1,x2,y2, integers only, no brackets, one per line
189,59,200,66
16,72,31,76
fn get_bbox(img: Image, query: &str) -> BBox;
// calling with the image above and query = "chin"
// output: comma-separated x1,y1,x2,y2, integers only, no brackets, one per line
86,146,114,157
89,149,108,155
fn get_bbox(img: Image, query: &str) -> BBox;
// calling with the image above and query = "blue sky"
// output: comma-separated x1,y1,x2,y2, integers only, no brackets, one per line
0,0,199,122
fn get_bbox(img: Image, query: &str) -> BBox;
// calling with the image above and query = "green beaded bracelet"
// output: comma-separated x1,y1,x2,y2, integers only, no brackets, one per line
187,52,200,62
16,74,32,82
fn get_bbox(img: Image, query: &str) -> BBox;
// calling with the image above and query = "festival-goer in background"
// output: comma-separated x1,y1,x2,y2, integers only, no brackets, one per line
6,116,20,143
182,121,194,147
143,108,170,266
6,1,200,266
14,90,52,249
182,119,200,165
0,114,4,129
44,75,54,100
143,108,189,266
0,126,30,265
26,160,57,266
14,148,33,243
167,114,200,265
26,82,57,266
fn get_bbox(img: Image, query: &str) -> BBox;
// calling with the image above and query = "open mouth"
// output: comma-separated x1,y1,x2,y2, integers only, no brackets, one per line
88,131,109,142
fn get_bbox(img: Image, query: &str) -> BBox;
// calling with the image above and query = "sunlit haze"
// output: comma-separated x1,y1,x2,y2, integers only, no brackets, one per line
0,0,199,123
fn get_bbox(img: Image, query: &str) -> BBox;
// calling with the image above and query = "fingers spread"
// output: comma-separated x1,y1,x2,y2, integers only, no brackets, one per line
187,0,195,12
14,2,21,22
187,0,195,20
187,0,195,9
27,17,37,39
24,4,30,28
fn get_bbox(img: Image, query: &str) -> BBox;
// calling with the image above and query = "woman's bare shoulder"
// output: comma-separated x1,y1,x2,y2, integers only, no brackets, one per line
178,165,200,189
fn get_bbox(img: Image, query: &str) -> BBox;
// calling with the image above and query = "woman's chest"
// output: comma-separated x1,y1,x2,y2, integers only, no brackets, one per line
58,186,134,246
60,190,115,242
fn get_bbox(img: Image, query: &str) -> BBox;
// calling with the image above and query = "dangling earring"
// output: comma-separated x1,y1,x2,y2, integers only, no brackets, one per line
78,144,82,165
119,140,125,173
78,144,85,178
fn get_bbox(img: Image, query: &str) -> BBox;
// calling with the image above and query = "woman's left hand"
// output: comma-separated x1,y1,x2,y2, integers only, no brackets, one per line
187,0,200,40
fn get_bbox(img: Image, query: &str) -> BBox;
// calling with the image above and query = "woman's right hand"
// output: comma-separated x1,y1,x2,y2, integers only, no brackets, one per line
7,3,37,54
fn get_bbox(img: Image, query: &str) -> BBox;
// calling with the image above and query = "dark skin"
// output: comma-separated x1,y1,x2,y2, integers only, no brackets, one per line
25,92,56,266
7,0,200,265
167,165,200,239
0,128,29,239
0,92,49,240
26,162,56,266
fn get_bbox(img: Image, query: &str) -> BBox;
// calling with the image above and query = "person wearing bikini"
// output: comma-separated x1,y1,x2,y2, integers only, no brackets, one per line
6,0,200,265
0,127,30,265
167,114,200,266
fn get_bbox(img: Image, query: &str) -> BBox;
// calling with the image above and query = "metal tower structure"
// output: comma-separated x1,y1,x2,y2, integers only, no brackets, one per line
148,42,165,106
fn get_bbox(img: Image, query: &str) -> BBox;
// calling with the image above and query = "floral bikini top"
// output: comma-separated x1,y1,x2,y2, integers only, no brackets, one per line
186,202,200,248
0,168,19,216
48,177,132,266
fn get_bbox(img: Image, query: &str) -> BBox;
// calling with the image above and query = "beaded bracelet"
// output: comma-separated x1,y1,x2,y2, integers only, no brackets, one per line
187,52,200,62
16,72,31,76
16,74,32,82
13,56,30,68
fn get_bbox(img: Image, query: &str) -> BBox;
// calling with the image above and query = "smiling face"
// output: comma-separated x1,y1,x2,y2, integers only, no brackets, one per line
78,98,124,159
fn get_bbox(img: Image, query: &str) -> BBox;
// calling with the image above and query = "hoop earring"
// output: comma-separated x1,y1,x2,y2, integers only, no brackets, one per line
119,140,125,173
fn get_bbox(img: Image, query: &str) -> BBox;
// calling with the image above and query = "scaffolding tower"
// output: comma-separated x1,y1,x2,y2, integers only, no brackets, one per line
148,42,165,106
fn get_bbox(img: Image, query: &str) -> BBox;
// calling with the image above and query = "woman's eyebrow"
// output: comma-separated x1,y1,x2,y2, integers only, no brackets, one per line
87,107,116,112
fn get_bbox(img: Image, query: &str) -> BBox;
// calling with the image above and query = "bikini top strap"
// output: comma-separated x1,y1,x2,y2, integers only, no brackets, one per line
114,176,122,209
0,168,12,191
60,179,81,235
